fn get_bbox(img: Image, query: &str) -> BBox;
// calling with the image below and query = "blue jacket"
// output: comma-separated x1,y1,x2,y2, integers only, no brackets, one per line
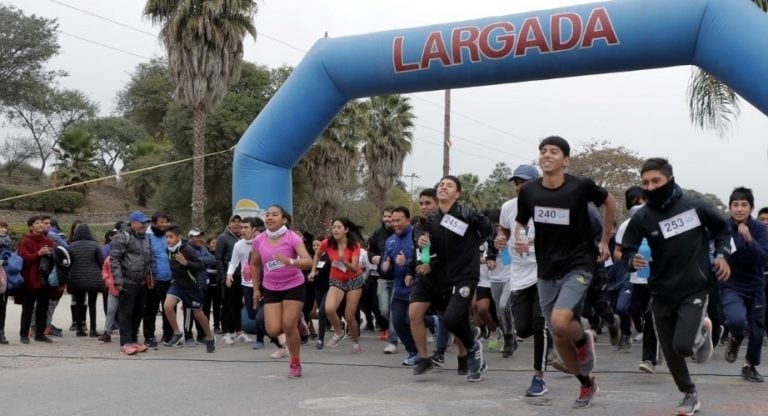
48,227,68,248
383,224,416,301
146,226,171,281
188,241,216,288
722,217,768,294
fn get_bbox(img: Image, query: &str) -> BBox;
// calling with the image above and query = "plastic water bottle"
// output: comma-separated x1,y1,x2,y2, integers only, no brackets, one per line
517,228,529,259
637,238,651,279
499,244,512,265
420,243,431,264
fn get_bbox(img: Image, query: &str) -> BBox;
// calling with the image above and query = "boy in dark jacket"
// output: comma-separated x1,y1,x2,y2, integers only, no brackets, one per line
162,226,215,353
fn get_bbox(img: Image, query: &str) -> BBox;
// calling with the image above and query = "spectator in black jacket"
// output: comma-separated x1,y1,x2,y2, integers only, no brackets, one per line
67,224,106,337
366,207,394,334
216,215,242,342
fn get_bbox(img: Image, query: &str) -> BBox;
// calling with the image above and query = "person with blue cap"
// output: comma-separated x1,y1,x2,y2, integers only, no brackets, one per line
110,210,154,355
495,164,550,397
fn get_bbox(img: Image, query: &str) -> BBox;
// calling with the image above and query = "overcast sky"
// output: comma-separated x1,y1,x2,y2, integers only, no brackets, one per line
5,0,768,210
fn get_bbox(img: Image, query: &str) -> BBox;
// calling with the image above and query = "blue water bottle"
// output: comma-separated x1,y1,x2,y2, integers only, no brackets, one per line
499,246,512,265
637,238,651,279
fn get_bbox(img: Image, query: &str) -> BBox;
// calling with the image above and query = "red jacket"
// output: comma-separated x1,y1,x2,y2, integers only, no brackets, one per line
18,232,54,290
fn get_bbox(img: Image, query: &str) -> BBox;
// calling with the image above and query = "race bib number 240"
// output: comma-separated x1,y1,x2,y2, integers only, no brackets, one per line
534,206,570,225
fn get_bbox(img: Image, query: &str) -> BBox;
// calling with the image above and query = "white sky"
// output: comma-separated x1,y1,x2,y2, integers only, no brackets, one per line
5,0,768,209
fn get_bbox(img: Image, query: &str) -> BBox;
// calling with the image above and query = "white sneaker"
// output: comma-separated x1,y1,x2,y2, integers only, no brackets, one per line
270,347,289,359
633,332,644,342
236,333,253,343
383,343,398,354
426,334,435,343
223,333,235,345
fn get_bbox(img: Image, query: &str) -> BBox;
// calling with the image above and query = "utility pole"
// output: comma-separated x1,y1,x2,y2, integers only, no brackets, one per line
402,173,420,196
443,89,451,177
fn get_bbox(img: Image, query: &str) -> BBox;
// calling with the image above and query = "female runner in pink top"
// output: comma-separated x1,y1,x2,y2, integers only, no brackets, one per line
250,205,312,378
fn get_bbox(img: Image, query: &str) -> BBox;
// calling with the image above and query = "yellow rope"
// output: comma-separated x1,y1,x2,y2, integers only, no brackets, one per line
0,146,236,203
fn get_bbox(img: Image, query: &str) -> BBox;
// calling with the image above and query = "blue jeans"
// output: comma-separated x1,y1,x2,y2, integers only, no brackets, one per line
722,287,766,366
432,313,451,354
377,279,398,344
609,281,633,336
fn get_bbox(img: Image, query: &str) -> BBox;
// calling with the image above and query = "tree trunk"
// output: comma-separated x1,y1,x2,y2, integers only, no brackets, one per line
191,105,207,228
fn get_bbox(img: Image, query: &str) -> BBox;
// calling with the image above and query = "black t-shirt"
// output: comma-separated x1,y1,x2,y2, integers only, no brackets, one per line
516,174,609,280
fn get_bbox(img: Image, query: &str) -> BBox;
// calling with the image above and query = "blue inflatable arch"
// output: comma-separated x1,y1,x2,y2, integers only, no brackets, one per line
232,0,768,216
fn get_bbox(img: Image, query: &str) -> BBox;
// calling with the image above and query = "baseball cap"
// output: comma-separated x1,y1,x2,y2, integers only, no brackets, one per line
127,211,150,224
188,227,204,237
510,164,540,181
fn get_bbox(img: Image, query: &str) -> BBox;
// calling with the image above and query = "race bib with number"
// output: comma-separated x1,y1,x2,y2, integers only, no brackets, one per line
440,214,468,236
266,259,286,272
659,209,701,239
534,206,570,225
317,261,327,268
332,260,347,272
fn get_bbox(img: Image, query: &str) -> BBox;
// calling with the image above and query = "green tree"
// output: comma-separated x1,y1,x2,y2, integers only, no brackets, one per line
79,117,149,176
0,136,37,177
144,0,258,227
54,127,99,194
157,62,284,228
361,95,415,211
686,1,767,136
115,58,174,137
294,101,367,234
6,86,98,180
0,5,63,107
124,137,172,207
568,140,644,218
684,188,728,214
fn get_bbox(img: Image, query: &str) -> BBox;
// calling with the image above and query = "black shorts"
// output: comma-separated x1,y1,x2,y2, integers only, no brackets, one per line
410,277,476,314
262,283,306,304
167,285,204,309
475,286,492,301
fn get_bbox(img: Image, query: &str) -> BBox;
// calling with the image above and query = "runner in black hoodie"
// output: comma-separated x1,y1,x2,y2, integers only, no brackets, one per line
620,158,731,416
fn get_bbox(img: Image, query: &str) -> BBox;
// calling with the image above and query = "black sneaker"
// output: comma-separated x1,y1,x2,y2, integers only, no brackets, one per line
20,336,30,344
205,337,216,353
430,351,445,367
502,334,518,358
674,391,700,415
725,338,741,363
608,314,620,346
145,337,159,349
741,365,764,383
163,333,184,347
413,357,435,375
457,355,469,375
34,335,54,343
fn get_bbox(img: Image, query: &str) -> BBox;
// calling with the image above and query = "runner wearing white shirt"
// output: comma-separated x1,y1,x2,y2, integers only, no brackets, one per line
497,164,549,397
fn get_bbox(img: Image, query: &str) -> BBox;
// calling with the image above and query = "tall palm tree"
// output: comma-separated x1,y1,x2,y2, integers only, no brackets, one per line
687,0,767,136
144,0,257,226
361,95,415,211
295,102,367,233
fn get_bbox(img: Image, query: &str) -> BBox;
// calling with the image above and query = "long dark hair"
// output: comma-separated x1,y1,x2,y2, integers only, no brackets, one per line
327,217,359,250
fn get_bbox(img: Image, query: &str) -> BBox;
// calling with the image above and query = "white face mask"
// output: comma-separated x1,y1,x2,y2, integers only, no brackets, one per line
267,225,288,240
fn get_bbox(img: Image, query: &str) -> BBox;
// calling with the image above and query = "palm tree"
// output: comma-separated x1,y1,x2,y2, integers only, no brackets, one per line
361,95,415,211
144,0,257,227
295,102,367,233
687,0,767,136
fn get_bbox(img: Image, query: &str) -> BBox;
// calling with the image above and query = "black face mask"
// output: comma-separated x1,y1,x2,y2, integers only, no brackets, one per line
645,176,676,209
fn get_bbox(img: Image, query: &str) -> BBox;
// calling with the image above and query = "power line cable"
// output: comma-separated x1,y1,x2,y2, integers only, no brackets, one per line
47,0,536,150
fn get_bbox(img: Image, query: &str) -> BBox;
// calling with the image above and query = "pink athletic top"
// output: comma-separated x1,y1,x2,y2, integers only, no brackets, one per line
252,230,305,291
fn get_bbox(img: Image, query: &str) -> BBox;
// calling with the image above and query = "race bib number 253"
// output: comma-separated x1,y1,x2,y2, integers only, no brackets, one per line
659,209,701,239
